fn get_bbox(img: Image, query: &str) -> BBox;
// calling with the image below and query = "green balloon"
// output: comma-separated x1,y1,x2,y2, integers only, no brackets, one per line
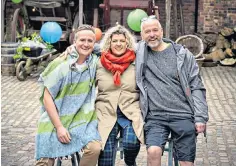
12,0,22,3
127,9,148,32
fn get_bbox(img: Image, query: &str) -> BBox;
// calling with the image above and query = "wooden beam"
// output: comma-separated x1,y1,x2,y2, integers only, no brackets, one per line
93,0,99,27
165,0,171,38
100,0,110,29
79,0,83,26
99,4,148,10
173,0,178,38
39,8,44,26
120,8,124,25
152,0,160,20
1,0,6,42
24,1,61,8
93,8,98,27
109,0,149,8
178,0,185,35
29,16,67,22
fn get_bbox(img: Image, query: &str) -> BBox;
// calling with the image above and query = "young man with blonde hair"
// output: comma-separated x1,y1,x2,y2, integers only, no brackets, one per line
35,25,101,166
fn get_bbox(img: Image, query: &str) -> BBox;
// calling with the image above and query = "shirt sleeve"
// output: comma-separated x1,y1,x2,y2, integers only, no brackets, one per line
186,49,209,123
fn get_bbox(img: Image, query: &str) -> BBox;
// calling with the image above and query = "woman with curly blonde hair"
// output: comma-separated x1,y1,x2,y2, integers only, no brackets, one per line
96,25,144,166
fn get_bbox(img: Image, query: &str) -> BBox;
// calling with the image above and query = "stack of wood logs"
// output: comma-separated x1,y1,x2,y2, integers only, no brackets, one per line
196,27,236,66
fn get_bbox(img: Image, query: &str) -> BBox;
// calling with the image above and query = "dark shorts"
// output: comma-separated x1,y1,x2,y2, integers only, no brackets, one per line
144,114,197,162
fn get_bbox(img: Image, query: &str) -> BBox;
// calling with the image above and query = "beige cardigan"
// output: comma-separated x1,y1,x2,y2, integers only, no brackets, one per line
95,60,144,149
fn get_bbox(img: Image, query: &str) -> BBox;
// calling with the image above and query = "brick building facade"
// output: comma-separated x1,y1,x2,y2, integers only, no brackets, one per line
199,0,236,32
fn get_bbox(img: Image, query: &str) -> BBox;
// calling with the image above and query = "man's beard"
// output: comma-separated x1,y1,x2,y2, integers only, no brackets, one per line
147,38,163,49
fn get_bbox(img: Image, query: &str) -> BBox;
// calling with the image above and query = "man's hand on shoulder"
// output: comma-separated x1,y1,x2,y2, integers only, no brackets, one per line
56,126,71,144
195,122,206,133
59,44,75,58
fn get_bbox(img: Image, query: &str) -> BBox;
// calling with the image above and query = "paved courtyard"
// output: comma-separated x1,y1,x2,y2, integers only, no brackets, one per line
1,66,236,166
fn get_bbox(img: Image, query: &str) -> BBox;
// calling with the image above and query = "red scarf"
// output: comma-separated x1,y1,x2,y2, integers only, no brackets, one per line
100,49,136,86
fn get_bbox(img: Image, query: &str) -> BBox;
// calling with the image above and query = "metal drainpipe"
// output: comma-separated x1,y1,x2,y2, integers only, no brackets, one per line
194,0,199,33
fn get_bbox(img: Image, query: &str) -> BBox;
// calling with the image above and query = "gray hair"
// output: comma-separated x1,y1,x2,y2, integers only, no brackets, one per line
140,18,162,32
100,25,136,52
74,24,95,41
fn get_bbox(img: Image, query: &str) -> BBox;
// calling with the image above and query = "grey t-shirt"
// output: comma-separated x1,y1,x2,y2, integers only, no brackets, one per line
144,44,192,118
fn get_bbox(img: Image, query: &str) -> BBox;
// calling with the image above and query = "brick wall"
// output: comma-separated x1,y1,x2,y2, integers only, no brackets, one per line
199,0,236,32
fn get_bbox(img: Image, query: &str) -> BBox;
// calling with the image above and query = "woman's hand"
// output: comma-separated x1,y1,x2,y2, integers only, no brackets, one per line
56,126,71,144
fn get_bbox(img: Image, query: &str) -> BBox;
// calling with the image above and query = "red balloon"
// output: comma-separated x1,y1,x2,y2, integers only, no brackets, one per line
94,27,102,42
